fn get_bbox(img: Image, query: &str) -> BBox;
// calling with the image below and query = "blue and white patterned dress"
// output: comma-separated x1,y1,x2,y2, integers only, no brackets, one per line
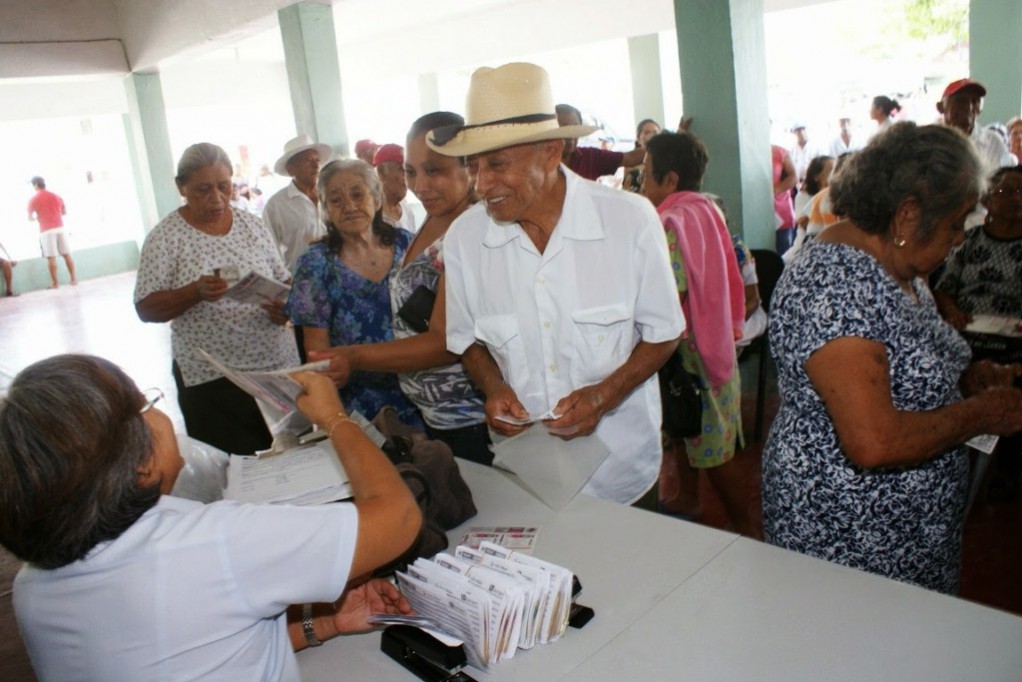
762,240,971,594
286,231,423,427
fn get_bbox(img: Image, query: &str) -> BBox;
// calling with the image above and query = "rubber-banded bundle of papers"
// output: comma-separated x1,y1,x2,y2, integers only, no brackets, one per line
394,541,573,670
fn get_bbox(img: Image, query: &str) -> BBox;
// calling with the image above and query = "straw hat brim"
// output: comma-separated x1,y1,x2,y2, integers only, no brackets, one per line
427,121,599,157
274,142,334,176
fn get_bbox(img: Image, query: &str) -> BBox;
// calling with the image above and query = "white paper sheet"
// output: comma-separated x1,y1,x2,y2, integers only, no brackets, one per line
964,314,1022,338
223,441,351,505
491,426,610,510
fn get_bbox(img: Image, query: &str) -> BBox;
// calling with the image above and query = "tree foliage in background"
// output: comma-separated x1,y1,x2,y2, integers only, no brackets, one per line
903,0,968,46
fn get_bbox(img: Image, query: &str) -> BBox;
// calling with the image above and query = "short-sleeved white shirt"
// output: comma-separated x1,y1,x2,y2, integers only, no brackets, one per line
262,182,325,273
445,167,686,504
14,496,358,681
134,208,300,386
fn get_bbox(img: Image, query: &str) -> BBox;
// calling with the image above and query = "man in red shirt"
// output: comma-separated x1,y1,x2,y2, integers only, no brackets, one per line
27,176,77,288
555,104,645,181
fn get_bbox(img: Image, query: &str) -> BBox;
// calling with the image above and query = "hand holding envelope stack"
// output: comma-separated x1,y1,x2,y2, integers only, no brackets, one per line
393,541,574,671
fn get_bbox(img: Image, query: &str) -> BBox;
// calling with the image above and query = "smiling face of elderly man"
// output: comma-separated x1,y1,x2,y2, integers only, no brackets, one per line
466,140,564,228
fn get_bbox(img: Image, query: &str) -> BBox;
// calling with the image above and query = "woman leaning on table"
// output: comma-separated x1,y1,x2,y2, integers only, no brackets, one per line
0,354,421,680
285,158,422,428
134,142,299,455
761,123,1022,594
310,112,491,465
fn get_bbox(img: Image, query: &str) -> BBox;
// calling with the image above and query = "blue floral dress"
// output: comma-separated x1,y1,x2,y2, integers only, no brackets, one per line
286,231,423,427
762,240,971,594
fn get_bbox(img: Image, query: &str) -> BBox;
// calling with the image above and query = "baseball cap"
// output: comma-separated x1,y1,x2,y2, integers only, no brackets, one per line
372,143,404,167
942,78,986,100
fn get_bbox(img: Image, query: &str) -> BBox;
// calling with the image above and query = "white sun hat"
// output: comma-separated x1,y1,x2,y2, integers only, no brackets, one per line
273,134,334,176
427,62,599,157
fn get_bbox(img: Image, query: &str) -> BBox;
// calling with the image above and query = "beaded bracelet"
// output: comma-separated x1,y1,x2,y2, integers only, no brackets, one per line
325,413,356,439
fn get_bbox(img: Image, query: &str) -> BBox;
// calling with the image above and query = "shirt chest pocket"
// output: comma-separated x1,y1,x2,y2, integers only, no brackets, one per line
474,314,530,390
570,303,635,386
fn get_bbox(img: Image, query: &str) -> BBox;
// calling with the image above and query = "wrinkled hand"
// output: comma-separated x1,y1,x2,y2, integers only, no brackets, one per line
942,304,972,331
974,386,1022,436
961,360,1021,396
485,383,532,437
291,371,345,427
308,347,355,387
544,384,609,440
196,275,229,302
331,579,412,635
262,298,290,326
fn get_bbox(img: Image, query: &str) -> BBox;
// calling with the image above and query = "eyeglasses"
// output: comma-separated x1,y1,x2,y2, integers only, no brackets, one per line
140,387,164,414
990,188,1022,196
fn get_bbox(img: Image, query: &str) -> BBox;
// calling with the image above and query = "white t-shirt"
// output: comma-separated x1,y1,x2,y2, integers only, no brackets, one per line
382,198,419,233
445,167,686,504
134,208,300,386
262,182,326,274
14,496,358,681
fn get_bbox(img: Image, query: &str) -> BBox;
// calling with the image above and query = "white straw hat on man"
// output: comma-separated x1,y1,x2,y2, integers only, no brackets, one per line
427,62,598,157
273,134,334,176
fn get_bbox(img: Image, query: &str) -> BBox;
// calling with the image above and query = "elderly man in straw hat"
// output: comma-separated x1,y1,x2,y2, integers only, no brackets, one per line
262,134,333,274
432,62,685,506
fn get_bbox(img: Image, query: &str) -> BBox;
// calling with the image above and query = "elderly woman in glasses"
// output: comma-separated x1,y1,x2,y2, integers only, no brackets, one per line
0,354,420,680
762,124,1022,593
134,143,300,455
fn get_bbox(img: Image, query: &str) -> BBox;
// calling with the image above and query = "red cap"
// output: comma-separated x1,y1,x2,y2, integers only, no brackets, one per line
373,143,404,167
354,139,378,156
942,78,986,100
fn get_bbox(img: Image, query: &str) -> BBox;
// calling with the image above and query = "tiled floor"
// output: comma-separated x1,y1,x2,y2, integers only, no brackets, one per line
1,272,1020,618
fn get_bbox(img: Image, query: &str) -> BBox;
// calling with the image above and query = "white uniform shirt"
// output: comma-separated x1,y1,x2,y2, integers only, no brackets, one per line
262,182,325,273
134,208,300,386
445,168,686,504
14,496,358,681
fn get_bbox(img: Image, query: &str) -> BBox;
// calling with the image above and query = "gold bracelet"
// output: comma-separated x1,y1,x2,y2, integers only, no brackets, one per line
325,413,355,439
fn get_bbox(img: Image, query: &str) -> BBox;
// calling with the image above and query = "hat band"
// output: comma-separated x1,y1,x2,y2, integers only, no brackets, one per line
431,113,556,146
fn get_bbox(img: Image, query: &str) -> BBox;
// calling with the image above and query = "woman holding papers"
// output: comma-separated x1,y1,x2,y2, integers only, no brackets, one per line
309,113,491,464
641,131,754,537
134,143,298,454
0,353,421,680
286,159,422,428
761,124,1022,593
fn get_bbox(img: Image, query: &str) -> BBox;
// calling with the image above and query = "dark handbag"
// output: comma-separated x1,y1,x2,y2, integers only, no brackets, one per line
371,407,478,573
397,285,437,333
658,351,703,439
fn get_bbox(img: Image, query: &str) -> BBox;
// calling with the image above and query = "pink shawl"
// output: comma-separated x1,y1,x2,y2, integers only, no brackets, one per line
657,191,745,388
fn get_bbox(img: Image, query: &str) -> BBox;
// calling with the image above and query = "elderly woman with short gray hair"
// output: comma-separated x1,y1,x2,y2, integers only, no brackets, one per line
285,159,421,426
135,142,299,455
761,123,1022,594
0,354,420,679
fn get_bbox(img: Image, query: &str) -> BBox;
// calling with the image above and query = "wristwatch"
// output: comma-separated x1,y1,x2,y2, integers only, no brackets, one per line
302,603,322,647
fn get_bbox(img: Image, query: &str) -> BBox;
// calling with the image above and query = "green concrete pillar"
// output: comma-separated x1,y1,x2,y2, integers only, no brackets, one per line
278,3,348,155
672,0,773,249
419,73,441,116
123,73,180,232
628,34,666,132
970,0,1022,125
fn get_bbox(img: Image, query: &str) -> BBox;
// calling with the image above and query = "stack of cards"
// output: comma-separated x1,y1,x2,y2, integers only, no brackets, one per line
394,542,573,670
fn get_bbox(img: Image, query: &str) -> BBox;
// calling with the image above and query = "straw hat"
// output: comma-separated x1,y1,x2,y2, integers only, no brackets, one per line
274,134,333,175
427,62,598,157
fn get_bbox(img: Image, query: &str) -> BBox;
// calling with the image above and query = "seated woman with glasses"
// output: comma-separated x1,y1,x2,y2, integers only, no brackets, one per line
0,354,421,680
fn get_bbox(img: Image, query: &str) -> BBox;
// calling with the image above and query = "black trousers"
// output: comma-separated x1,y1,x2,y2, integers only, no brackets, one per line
426,422,493,466
173,361,272,455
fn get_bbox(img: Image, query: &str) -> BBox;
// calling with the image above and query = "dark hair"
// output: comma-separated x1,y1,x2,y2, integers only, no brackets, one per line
803,155,834,196
317,159,395,254
408,112,468,166
872,96,901,117
644,131,710,192
175,143,232,187
634,118,661,147
555,103,582,124
987,164,1022,189
0,354,158,569
30,176,45,189
829,123,982,238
